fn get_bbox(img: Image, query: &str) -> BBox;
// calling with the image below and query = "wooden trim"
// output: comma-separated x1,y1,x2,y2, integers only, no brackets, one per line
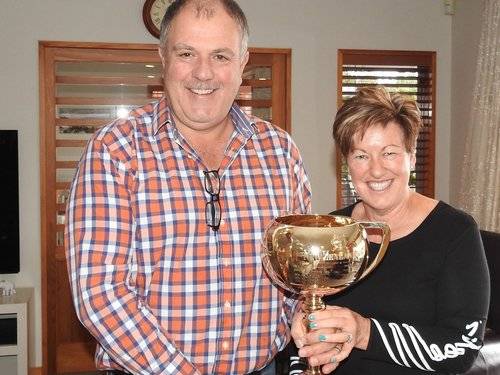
56,342,95,373
50,47,160,63
29,367,42,375
428,51,437,197
55,182,71,190
39,40,158,50
55,118,109,127
248,47,291,54
246,52,274,67
234,99,272,108
55,139,88,147
340,49,435,66
335,50,344,209
39,41,56,375
39,41,287,54
56,97,151,105
55,247,66,262
340,48,435,55
56,161,78,169
56,75,163,86
241,79,272,88
271,53,285,130
286,50,292,133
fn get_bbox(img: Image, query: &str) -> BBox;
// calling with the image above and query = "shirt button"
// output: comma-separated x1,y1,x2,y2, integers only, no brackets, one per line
224,301,231,310
223,258,231,267
220,218,225,225
222,341,230,350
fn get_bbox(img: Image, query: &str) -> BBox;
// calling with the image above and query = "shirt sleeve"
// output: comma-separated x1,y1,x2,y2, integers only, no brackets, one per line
65,131,200,375
364,224,490,373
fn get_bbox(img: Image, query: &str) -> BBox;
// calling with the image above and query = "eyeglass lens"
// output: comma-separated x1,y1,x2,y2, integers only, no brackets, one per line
204,170,220,195
204,170,221,230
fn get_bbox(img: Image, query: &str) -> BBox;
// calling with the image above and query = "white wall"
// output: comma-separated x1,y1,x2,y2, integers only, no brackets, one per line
450,0,485,205
0,0,458,367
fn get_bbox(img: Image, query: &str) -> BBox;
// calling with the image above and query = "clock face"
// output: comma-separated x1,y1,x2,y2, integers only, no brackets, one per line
150,0,170,30
143,0,172,38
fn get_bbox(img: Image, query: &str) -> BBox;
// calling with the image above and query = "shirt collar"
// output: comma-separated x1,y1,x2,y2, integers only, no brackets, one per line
151,97,170,136
151,98,257,139
229,103,257,138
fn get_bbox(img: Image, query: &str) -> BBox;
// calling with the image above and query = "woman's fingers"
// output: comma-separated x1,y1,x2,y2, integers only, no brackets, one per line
320,345,343,374
304,329,354,345
307,340,352,370
306,306,370,349
298,339,338,357
291,308,308,348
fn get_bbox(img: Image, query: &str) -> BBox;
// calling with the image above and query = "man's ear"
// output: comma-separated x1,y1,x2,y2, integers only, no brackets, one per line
158,47,166,67
240,50,249,74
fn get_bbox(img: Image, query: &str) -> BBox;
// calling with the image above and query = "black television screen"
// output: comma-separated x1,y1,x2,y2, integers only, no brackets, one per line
0,130,20,274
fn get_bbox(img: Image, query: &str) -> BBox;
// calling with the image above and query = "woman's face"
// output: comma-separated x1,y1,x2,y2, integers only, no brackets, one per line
347,121,415,214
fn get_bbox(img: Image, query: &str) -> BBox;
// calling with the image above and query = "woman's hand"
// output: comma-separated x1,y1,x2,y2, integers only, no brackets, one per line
291,305,371,374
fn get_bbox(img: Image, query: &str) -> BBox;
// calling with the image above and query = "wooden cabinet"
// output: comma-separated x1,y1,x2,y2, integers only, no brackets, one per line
39,41,291,374
0,288,33,375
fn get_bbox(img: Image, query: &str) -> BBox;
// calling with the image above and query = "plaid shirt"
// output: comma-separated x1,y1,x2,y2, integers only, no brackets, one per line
65,98,311,374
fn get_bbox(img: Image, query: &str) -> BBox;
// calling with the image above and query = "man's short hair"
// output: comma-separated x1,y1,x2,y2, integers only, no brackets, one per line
159,0,249,56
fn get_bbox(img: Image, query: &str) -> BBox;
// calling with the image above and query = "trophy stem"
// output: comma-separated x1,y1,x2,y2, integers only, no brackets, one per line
303,293,326,312
301,293,326,375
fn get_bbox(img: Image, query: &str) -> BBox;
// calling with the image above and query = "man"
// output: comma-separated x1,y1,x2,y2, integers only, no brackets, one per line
65,0,311,374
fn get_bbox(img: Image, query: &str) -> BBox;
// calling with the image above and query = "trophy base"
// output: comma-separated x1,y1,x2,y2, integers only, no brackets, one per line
303,366,323,375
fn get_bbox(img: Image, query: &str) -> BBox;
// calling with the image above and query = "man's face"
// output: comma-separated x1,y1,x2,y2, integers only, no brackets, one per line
159,5,249,133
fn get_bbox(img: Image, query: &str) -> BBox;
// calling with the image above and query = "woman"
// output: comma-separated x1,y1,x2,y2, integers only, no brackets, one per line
290,86,490,374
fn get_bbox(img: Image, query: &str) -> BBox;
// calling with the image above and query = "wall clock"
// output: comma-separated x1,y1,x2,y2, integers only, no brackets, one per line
143,0,172,39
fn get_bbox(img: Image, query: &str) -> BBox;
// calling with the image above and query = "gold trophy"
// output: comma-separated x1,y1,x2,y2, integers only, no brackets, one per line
262,214,390,375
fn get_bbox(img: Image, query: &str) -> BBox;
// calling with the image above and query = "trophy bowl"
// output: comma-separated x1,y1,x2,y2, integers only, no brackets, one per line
261,214,390,375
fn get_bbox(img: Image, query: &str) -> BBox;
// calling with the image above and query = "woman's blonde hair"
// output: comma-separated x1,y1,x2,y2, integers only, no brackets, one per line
332,86,423,157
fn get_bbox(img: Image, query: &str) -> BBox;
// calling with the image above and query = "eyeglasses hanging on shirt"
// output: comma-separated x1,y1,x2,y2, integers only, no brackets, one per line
203,170,221,231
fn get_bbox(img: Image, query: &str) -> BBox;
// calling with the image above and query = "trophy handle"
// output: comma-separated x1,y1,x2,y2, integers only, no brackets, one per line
357,222,390,280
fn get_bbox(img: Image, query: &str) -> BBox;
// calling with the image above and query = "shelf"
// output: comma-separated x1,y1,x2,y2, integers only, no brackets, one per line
0,345,17,356
0,287,33,375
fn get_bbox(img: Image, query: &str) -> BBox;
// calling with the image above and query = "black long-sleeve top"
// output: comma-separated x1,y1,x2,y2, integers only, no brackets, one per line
290,201,490,375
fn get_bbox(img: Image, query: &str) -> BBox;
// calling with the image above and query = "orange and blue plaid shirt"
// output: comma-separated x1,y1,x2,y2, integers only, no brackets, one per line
65,98,311,374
